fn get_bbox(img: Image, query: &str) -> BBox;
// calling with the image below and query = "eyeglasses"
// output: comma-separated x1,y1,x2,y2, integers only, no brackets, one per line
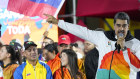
116,24,128,28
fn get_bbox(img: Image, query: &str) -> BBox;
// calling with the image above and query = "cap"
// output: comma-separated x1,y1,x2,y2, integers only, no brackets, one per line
10,39,22,51
58,35,71,45
24,41,37,50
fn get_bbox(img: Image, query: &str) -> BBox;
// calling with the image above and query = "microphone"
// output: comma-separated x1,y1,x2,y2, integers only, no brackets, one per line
118,32,124,38
116,33,124,53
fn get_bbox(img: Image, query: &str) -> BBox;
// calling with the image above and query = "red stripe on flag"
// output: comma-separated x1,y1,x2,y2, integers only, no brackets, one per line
7,0,57,18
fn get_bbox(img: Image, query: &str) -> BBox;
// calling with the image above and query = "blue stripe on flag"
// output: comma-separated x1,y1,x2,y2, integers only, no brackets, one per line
29,0,62,8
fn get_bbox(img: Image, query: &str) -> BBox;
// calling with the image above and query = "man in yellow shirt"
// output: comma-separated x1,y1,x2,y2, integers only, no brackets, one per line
14,41,53,79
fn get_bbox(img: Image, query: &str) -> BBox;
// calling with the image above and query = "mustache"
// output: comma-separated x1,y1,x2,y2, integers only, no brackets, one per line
118,30,124,33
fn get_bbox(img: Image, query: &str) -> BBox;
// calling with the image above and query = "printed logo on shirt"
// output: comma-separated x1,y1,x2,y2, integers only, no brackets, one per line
108,41,111,45
26,73,31,76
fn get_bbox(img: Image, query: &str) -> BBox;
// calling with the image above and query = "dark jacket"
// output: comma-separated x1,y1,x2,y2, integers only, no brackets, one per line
137,72,140,79
84,48,99,79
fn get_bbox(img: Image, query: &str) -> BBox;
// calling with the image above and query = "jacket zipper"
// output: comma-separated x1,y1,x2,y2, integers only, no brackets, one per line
34,68,37,79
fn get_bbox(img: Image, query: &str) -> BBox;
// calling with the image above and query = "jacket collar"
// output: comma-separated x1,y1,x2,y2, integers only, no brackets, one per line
2,62,17,68
55,53,60,60
26,60,39,67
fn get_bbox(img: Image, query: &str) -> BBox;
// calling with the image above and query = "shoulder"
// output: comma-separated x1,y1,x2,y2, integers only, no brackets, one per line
126,38,140,48
39,61,49,67
10,64,19,69
47,57,61,66
11,64,19,74
54,68,67,75
47,59,53,64
8,64,19,69
13,62,26,77
86,48,99,58
15,62,26,73
131,38,140,43
39,61,51,70
3,64,19,74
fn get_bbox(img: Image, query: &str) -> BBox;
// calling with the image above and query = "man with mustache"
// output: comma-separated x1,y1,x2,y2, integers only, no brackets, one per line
45,12,140,79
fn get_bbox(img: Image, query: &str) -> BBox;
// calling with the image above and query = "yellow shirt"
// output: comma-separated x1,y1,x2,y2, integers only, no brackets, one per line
13,60,53,79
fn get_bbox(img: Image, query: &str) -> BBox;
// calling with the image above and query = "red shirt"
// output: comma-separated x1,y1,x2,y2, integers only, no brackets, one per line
47,53,61,75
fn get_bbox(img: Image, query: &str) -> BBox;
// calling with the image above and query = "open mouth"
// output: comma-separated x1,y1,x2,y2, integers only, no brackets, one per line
31,54,37,58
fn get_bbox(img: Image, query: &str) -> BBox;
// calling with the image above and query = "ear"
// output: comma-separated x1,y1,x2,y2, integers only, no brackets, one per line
53,50,56,55
7,53,11,58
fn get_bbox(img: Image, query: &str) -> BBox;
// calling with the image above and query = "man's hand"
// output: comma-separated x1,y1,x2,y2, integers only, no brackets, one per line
44,14,58,25
43,31,48,37
117,38,125,50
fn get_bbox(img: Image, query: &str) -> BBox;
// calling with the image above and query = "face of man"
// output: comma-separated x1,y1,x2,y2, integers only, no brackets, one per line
24,46,38,62
114,19,129,39
58,44,70,53
42,49,55,62
84,41,95,53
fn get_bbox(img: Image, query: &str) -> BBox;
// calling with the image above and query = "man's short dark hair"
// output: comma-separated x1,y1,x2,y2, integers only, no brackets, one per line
114,12,130,24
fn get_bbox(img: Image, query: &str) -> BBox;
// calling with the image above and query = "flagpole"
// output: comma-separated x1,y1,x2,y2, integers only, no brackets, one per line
73,0,76,24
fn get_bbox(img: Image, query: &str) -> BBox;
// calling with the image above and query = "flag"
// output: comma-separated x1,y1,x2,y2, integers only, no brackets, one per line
0,0,59,47
7,0,65,18
0,66,3,79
